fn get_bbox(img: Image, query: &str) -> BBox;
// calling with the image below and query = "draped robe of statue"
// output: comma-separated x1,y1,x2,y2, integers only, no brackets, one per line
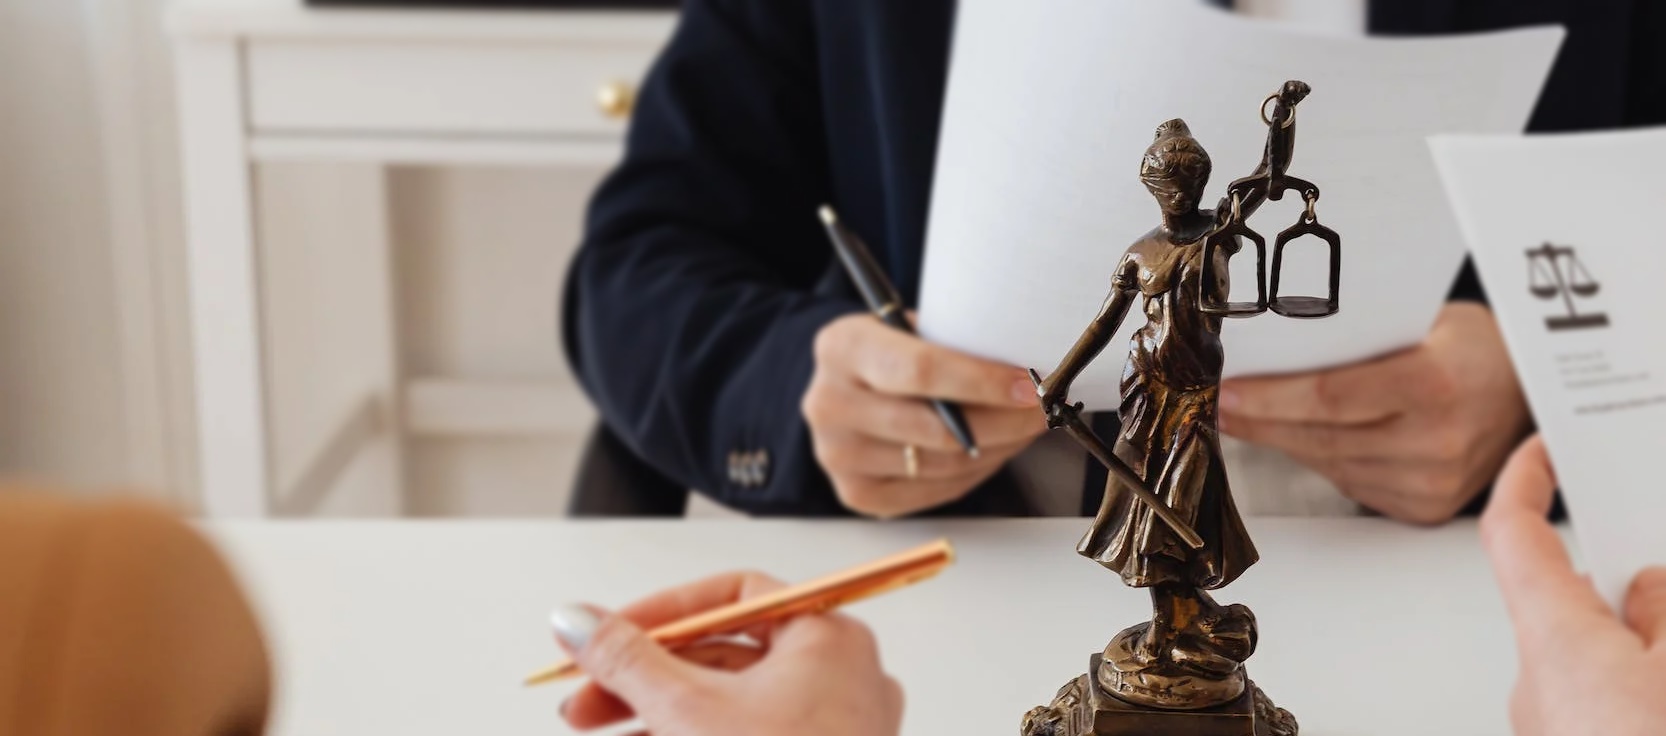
1080,235,1257,592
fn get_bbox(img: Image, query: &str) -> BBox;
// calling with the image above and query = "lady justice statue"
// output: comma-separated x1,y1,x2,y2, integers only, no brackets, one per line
1021,81,1340,736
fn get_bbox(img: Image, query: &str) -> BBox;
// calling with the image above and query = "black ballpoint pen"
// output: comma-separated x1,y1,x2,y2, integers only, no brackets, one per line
817,205,981,459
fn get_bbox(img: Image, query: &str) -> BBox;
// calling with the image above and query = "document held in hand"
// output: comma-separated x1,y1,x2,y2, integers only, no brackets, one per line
1431,130,1666,610
918,0,1563,409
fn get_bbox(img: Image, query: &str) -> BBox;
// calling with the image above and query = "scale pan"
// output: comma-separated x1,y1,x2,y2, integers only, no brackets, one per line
1269,296,1337,319
1199,301,1268,318
1529,285,1560,299
1570,283,1600,297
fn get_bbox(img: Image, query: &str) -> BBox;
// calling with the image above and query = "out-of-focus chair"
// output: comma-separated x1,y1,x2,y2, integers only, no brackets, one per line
565,424,689,517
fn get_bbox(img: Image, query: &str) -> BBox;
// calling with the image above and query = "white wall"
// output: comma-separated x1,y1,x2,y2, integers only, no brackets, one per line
0,0,131,491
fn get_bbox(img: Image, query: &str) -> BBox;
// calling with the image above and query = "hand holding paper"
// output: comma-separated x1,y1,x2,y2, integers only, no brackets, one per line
919,0,1563,409
1431,128,1666,610
1481,437,1666,736
1220,302,1531,524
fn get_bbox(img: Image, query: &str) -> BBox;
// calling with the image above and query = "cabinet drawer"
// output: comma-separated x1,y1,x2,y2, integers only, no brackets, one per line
246,40,662,135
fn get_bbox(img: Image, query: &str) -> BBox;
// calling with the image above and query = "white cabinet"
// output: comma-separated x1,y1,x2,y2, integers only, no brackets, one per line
246,40,652,135
168,0,676,516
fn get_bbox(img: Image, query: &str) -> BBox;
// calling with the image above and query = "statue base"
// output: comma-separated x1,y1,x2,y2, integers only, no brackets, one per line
1020,655,1297,736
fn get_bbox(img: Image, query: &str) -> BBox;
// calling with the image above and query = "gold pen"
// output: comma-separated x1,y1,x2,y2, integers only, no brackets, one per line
524,538,956,686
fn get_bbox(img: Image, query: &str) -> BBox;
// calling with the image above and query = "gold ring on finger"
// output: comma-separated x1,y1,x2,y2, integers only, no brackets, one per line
902,444,920,480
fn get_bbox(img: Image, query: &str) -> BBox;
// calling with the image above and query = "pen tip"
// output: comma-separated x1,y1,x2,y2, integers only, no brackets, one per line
967,446,981,460
818,205,837,227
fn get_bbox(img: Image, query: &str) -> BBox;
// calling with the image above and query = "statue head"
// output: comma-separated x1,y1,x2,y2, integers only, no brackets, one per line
1140,119,1212,219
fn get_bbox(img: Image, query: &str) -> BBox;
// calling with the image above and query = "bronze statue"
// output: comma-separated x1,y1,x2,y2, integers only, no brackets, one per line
1021,81,1338,736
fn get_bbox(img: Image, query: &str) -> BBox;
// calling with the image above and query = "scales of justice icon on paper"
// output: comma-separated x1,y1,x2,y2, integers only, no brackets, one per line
1526,242,1609,331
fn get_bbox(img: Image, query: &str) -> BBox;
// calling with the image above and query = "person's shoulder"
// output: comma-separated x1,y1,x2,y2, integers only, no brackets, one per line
0,491,272,736
692,0,957,47
0,492,198,565
0,491,248,623
33,494,218,570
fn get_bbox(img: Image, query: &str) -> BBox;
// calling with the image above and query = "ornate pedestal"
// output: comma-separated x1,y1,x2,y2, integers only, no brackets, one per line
1021,655,1297,736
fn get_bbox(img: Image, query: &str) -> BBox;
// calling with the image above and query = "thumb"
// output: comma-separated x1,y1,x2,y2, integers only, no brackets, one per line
551,604,701,713
1623,567,1666,649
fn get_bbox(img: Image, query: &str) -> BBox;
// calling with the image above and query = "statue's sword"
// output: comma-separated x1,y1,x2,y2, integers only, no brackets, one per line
1027,369,1205,551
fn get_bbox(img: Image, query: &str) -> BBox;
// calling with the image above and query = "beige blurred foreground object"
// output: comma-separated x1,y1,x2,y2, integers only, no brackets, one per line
0,491,272,736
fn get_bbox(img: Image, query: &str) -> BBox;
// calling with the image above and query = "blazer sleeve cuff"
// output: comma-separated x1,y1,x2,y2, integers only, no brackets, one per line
704,297,864,516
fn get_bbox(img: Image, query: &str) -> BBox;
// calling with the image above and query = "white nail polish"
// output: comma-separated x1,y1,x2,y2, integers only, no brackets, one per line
550,604,601,652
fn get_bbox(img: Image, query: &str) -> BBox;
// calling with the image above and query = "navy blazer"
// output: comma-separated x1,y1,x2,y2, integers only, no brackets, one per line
564,0,1664,516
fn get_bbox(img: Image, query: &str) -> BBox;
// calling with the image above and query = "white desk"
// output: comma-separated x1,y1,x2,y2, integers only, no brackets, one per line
206,517,1519,735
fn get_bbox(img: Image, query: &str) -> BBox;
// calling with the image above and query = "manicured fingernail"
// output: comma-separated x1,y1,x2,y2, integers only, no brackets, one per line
550,604,601,653
1012,377,1039,406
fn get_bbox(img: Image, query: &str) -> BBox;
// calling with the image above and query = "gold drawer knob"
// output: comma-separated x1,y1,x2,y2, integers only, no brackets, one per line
596,81,636,120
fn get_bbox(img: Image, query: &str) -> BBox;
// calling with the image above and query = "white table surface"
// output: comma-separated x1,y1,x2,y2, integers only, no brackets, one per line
205,518,1520,735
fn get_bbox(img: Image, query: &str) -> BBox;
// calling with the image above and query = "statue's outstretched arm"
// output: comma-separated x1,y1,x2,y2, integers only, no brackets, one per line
1039,272,1136,408
1216,80,1311,225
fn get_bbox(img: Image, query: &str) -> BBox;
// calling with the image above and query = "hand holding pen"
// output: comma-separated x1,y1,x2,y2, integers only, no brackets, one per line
801,206,1046,518
543,540,952,735
549,571,907,736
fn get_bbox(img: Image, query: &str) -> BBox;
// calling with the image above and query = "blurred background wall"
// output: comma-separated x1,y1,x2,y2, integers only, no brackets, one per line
0,0,153,496
0,0,622,514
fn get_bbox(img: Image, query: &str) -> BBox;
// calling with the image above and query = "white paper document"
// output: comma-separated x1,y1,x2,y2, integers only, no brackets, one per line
1431,130,1666,610
919,0,1563,408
